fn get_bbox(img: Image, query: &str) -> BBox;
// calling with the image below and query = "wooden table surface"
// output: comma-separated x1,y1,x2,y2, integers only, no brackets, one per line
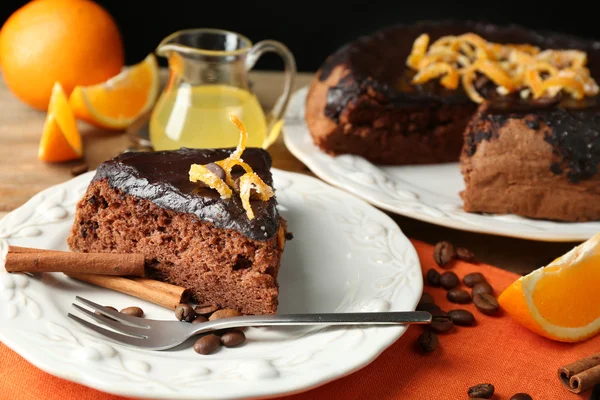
0,70,581,275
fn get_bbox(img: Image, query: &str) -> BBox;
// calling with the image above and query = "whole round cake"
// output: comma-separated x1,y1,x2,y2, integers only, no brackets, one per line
305,20,600,222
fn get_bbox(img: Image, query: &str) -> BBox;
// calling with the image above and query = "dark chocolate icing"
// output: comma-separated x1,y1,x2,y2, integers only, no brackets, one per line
318,20,600,121
467,97,600,183
92,148,280,241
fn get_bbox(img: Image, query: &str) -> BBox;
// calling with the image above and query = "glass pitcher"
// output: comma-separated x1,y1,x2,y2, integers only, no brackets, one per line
149,28,296,151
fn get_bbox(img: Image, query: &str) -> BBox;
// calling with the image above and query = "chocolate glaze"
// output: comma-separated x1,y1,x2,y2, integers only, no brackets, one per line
91,148,280,241
318,20,600,122
467,97,600,183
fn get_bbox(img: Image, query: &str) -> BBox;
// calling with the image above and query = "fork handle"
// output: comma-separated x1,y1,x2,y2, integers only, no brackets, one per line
192,311,431,334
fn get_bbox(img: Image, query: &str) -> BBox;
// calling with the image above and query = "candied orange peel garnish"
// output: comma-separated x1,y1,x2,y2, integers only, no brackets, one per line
406,32,599,103
189,164,233,199
239,172,275,220
188,114,274,220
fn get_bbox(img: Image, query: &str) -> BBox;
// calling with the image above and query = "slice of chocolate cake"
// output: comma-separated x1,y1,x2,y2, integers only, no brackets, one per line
67,147,289,315
460,98,600,222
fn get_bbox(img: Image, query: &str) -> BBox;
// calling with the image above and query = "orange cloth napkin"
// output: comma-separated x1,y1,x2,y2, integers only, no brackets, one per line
1,239,598,400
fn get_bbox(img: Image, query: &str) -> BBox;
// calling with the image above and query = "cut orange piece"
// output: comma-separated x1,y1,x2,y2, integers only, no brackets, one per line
38,82,82,162
498,233,600,342
69,53,159,130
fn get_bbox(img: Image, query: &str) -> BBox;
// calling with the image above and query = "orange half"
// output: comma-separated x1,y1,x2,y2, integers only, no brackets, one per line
38,82,83,162
498,233,600,342
69,53,159,130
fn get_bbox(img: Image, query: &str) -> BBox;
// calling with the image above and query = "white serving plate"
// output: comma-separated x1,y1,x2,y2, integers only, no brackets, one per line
0,168,422,399
283,86,600,242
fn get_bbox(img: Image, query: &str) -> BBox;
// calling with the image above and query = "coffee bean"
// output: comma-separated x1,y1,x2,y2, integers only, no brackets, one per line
120,306,144,317
447,288,471,304
426,268,441,286
472,281,494,296
209,308,242,321
205,163,226,181
417,330,438,352
194,304,220,317
428,310,454,333
220,330,246,347
420,292,435,304
468,383,495,398
175,304,196,322
474,293,500,315
434,241,456,267
448,309,475,326
192,315,209,324
456,247,476,263
95,306,118,320
463,272,486,288
510,393,533,400
440,271,460,289
417,302,441,313
193,334,221,355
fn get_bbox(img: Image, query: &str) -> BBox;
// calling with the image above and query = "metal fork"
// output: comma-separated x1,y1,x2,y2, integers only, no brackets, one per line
68,296,431,350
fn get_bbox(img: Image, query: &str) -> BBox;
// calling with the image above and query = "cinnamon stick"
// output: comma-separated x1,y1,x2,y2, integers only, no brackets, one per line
65,273,190,310
559,353,600,393
5,246,145,277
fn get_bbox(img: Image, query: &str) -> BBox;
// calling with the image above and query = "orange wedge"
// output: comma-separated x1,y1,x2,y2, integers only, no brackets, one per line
498,233,600,342
69,53,159,130
38,82,83,162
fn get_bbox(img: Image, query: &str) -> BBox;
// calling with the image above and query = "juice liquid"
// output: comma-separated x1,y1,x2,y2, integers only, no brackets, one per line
149,84,268,151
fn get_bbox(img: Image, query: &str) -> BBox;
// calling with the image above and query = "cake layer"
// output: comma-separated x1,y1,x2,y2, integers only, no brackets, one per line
68,179,286,314
306,20,600,165
460,102,600,222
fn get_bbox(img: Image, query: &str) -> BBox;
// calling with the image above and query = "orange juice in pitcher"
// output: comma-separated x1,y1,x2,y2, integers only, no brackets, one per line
149,29,295,151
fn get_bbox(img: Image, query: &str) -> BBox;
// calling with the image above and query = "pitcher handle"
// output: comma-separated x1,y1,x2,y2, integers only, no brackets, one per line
246,40,296,149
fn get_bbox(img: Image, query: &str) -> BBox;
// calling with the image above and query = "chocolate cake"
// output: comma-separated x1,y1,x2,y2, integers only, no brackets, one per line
306,20,600,222
461,97,600,222
67,147,289,315
305,20,600,165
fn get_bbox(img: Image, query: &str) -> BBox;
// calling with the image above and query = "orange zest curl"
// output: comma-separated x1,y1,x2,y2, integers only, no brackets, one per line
188,115,274,220
238,172,275,220
406,32,599,103
189,164,233,199
216,158,254,187
407,33,430,69
413,62,459,90
229,114,247,160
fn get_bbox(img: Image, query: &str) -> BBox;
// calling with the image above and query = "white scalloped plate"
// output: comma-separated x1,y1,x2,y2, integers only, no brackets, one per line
283,86,600,242
0,168,422,399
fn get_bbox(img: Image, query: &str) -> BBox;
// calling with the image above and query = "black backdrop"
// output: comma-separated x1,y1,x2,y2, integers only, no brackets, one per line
1,0,598,72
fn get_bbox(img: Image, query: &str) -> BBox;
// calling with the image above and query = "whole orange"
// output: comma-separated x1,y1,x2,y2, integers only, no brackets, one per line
0,0,124,110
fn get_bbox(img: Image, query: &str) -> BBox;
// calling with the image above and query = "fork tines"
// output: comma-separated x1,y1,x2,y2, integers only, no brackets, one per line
68,296,150,344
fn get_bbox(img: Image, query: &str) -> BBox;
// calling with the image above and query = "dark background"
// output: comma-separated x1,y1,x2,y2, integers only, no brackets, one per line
1,0,598,72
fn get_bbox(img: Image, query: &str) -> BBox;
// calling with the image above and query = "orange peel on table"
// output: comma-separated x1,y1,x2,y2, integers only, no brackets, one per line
188,115,274,220
498,233,600,343
38,82,83,162
406,32,599,103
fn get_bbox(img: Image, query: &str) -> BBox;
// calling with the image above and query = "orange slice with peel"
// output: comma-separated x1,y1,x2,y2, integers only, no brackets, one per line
38,82,82,162
498,233,600,342
69,53,159,130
